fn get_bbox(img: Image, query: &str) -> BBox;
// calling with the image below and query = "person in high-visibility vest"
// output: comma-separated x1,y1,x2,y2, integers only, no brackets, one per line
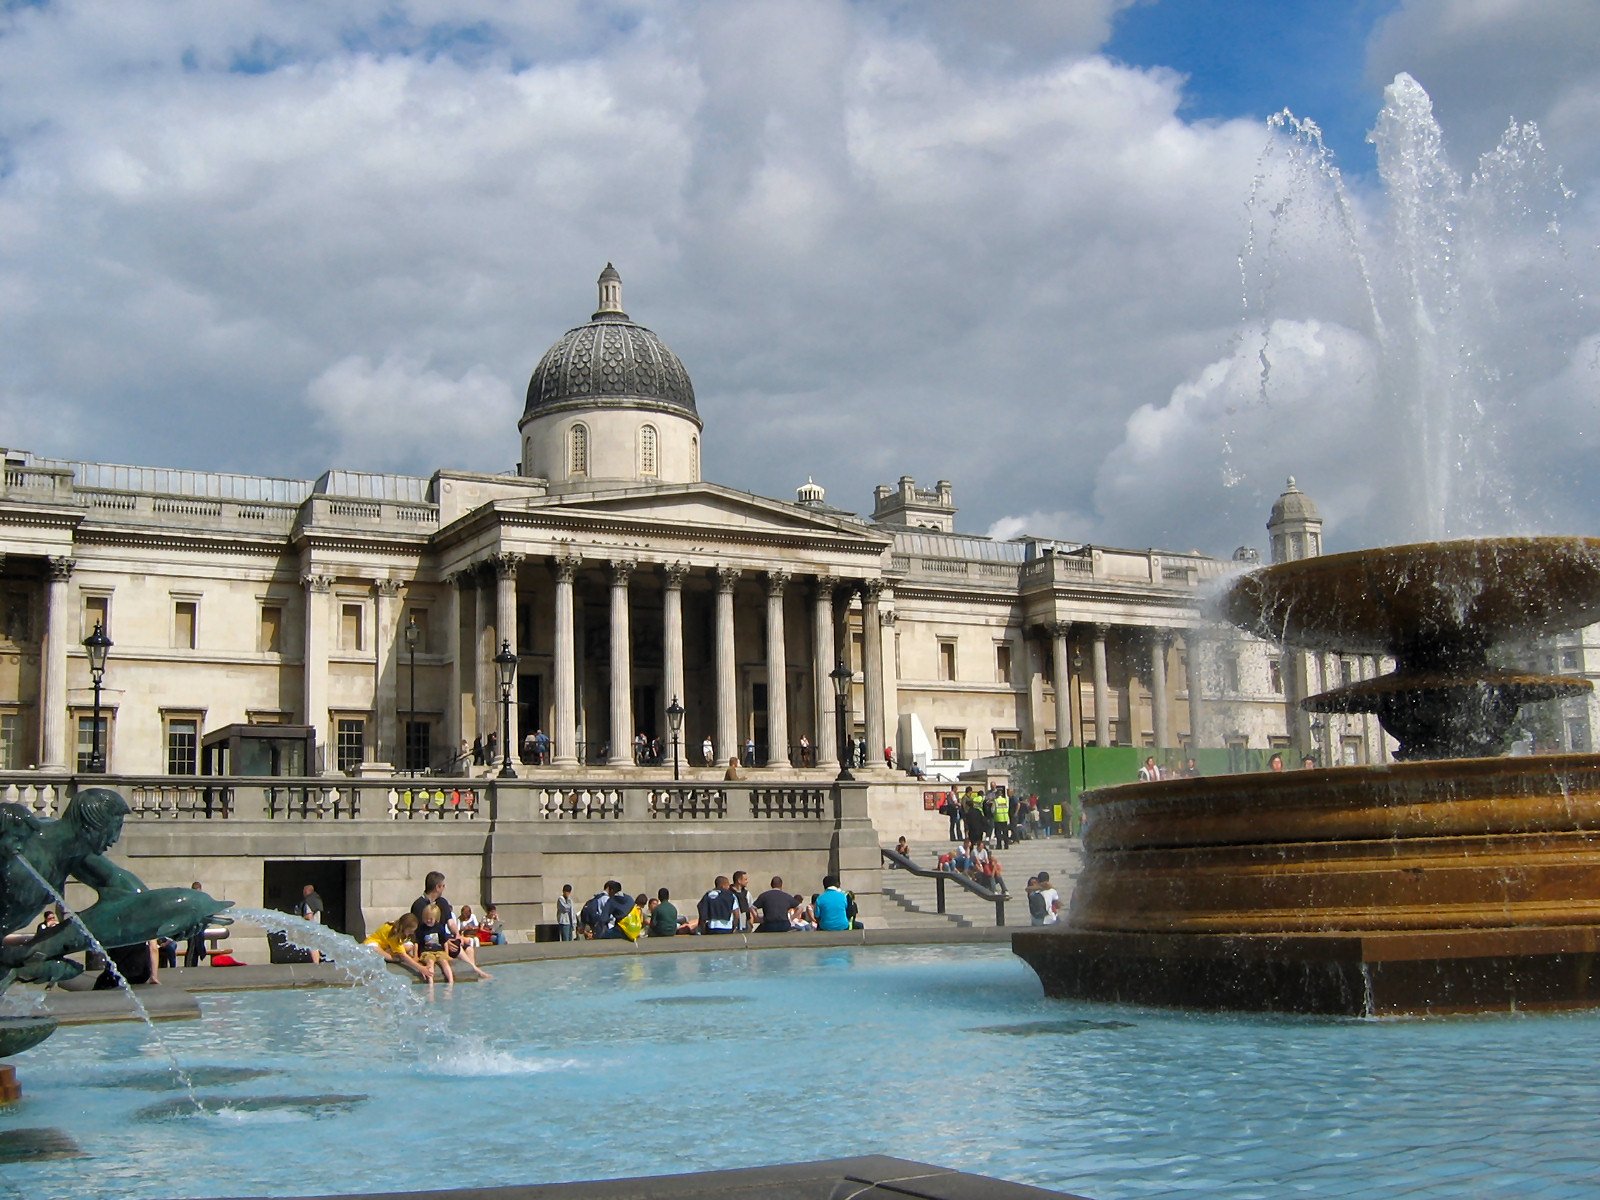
992,790,1011,848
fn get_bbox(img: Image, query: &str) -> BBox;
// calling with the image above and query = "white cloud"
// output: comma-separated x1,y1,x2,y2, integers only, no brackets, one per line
0,1,1595,559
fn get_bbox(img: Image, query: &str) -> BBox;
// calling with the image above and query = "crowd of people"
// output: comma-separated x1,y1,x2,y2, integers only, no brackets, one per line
561,870,863,939
935,785,1062,846
362,870,501,984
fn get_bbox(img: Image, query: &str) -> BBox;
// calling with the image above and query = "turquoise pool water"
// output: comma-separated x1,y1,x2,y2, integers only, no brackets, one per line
2,944,1597,1199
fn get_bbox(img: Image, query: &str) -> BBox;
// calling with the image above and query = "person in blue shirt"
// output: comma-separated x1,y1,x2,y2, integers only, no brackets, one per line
814,876,851,932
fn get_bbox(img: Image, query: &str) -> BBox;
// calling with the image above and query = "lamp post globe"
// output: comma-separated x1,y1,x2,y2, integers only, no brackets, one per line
83,621,112,773
666,695,685,782
829,660,854,783
494,640,518,779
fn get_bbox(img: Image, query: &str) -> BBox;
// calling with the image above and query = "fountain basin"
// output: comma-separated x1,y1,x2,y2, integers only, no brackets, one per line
0,1014,58,1059
1015,753,1600,1014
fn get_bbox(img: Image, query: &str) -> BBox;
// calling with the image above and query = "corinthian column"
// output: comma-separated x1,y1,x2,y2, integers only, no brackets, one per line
812,576,838,768
662,562,687,739
1184,630,1207,749
40,556,74,770
861,579,886,768
765,570,791,767
1050,622,1072,749
1092,623,1110,747
302,573,334,772
1150,630,1171,750
607,559,634,766
552,556,579,768
714,567,738,766
375,579,402,764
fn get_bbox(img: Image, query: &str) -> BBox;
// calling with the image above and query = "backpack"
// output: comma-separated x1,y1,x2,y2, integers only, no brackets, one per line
579,893,606,930
1029,889,1049,919
617,904,644,942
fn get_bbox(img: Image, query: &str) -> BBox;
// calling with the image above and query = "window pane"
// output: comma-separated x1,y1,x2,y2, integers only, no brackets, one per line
167,718,199,775
336,719,364,773
404,720,432,772
76,715,108,772
0,713,21,769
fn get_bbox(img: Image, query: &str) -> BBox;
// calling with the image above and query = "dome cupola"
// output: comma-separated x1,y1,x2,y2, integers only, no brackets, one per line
519,267,703,486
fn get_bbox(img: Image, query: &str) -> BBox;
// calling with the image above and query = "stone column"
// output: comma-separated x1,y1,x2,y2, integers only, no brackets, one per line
607,559,634,766
302,573,334,772
374,580,402,765
714,567,738,767
1092,623,1110,747
552,556,579,768
1049,622,1072,750
39,556,74,770
881,606,899,764
493,553,522,757
444,572,465,760
1150,630,1171,750
1184,630,1207,749
474,565,494,748
662,562,687,738
765,570,791,767
861,580,886,768
812,575,839,768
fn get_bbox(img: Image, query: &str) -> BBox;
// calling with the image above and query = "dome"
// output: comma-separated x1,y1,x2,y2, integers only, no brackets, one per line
523,265,698,423
1269,476,1321,525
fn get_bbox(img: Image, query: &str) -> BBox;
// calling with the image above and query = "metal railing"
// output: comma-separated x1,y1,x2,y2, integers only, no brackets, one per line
880,846,1007,927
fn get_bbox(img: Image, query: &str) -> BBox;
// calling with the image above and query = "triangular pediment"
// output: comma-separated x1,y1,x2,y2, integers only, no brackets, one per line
512,483,888,545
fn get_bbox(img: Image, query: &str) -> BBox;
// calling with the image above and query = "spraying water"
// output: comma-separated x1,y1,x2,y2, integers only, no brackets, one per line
1240,72,1587,543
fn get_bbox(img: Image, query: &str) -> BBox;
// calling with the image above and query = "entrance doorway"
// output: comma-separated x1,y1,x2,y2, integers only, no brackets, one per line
263,859,359,959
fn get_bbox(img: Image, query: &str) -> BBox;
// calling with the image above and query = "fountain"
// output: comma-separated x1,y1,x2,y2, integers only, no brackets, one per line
1015,77,1600,1016
0,788,231,1067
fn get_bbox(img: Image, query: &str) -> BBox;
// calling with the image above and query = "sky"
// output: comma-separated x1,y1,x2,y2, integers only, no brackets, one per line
2,0,1597,558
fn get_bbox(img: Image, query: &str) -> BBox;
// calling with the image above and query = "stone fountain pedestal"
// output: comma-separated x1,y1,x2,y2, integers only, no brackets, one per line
1015,754,1600,1015
1018,538,1600,1016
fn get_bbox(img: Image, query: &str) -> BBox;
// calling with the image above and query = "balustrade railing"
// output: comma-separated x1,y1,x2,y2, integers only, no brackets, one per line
0,773,834,826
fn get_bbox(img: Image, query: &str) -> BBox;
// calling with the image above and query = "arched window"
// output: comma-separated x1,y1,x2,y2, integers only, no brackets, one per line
639,424,658,477
568,424,589,478
691,435,699,480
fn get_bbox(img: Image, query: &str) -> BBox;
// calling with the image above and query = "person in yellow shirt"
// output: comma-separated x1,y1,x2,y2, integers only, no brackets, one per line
362,912,429,981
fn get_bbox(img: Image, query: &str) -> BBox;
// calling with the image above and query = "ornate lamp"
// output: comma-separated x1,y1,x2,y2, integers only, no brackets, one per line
494,640,518,779
666,695,684,782
830,659,854,782
83,621,112,772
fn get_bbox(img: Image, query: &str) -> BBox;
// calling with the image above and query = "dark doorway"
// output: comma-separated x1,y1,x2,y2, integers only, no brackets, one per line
263,859,357,960
517,673,541,758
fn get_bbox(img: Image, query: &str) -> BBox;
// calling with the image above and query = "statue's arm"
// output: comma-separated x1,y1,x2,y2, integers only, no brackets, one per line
75,853,148,896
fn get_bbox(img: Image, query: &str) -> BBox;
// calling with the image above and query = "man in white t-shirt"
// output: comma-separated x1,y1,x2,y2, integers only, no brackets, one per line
1035,870,1061,925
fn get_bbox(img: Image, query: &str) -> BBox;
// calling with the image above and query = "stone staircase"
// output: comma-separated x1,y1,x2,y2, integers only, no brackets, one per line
876,836,1084,930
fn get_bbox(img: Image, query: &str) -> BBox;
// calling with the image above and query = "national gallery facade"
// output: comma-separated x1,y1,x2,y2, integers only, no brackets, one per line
0,267,1388,783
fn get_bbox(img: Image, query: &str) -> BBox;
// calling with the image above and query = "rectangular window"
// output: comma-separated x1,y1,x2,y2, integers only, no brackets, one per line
83,594,109,639
259,604,283,653
340,603,364,652
937,730,965,759
335,718,365,773
173,600,197,650
1268,658,1283,694
75,714,110,772
0,712,22,769
404,720,432,773
1222,654,1241,693
166,717,199,775
939,640,957,682
1342,736,1366,766
995,732,1019,753
1562,650,1580,671
996,644,1013,684
850,631,864,671
1341,656,1358,687
1268,735,1292,750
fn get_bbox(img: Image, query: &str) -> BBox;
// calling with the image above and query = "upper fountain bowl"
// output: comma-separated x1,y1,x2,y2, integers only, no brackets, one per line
1221,537,1600,659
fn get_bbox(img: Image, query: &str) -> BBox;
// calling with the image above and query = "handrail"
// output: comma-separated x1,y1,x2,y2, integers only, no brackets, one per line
880,847,1006,927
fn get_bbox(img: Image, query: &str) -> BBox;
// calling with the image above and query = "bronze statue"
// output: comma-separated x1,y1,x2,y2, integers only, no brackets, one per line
0,788,231,993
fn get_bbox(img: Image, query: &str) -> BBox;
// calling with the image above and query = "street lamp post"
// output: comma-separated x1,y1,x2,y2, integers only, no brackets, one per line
494,640,518,780
404,615,421,775
83,621,112,773
666,695,684,782
830,659,854,783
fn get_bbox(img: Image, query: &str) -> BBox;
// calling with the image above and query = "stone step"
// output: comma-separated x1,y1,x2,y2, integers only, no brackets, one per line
875,837,1084,930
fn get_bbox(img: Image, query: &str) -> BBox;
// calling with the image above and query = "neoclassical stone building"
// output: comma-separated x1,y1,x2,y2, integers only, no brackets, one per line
0,267,1381,785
